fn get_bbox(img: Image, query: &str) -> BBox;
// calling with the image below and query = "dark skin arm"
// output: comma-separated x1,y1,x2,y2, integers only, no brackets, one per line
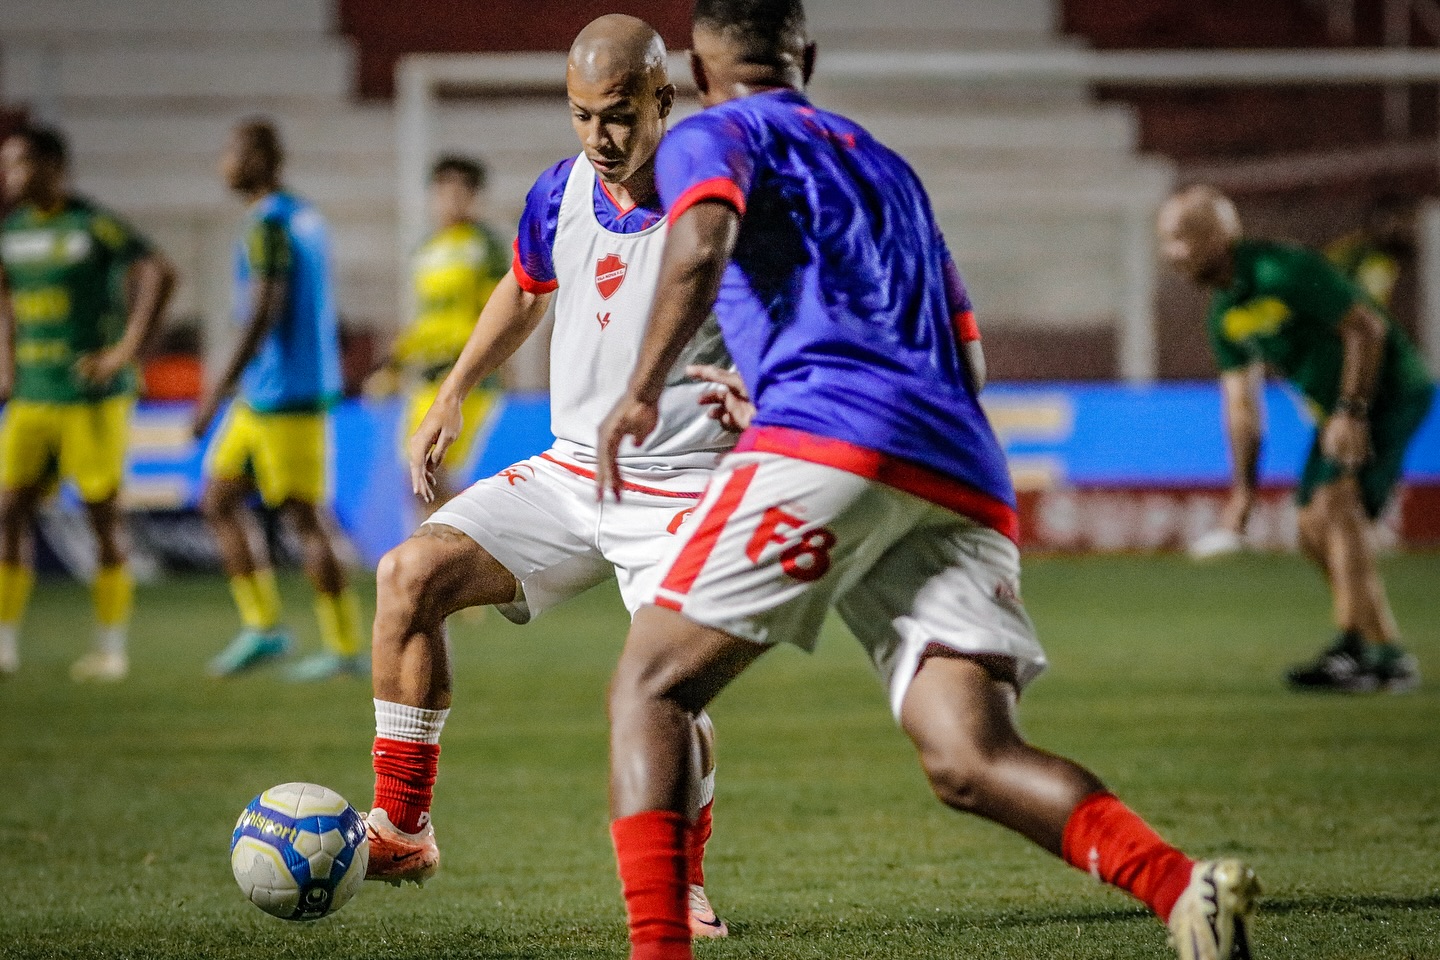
1218,362,1264,534
1322,303,1387,470
596,201,741,501
75,252,176,388
191,276,287,438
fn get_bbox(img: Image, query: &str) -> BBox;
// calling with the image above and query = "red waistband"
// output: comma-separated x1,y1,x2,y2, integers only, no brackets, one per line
733,426,1020,544
538,453,703,500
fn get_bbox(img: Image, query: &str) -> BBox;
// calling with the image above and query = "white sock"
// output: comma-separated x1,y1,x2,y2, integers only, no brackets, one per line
374,698,449,744
95,625,127,657
0,625,17,669
697,768,716,808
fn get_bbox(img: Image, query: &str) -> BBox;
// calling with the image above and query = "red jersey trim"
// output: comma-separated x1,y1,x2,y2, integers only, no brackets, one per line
511,238,559,295
597,177,637,214
734,426,1020,544
669,178,748,224
539,453,703,500
954,309,980,344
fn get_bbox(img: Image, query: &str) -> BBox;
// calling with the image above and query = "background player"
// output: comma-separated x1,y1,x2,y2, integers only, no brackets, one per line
1159,185,1434,693
596,4,1257,960
0,125,175,681
367,155,510,512
193,118,365,683
361,16,732,937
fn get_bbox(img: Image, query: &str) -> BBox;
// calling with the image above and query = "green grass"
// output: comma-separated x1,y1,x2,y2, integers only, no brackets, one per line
2,553,1439,959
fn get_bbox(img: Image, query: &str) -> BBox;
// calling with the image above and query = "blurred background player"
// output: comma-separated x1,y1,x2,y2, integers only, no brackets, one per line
361,15,733,937
1159,185,1435,693
1326,195,1413,310
193,118,365,683
0,125,175,681
367,155,510,513
598,4,1257,960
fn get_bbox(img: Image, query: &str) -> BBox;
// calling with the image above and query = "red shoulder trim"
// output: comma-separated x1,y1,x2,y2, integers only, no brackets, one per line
511,238,558,295
669,178,747,224
954,310,980,344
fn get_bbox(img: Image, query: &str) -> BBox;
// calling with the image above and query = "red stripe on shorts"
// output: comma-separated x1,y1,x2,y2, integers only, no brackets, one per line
656,462,759,604
538,453,703,500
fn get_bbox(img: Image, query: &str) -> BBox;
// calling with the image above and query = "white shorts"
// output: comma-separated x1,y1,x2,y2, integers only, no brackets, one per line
427,449,706,623
645,452,1047,718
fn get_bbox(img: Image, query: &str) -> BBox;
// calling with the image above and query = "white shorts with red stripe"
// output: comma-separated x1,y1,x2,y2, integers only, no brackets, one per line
428,449,706,623
645,451,1047,717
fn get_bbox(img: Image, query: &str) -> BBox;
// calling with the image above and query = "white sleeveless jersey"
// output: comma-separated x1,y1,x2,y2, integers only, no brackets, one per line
547,155,734,474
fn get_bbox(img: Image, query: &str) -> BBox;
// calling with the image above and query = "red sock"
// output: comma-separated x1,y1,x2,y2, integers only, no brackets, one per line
372,737,439,834
686,800,713,887
1062,792,1195,922
612,811,691,960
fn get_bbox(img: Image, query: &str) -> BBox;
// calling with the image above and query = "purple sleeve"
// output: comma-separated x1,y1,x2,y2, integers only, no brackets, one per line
512,157,574,294
937,228,979,342
654,113,755,222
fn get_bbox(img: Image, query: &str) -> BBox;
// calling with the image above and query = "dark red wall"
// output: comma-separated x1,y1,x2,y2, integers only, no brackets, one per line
338,0,690,98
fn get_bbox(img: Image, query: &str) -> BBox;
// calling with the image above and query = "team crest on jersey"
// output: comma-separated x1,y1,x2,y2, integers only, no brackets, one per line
595,253,627,300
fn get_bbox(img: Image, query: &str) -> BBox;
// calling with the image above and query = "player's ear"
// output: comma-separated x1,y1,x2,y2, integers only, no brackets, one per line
690,51,710,99
801,42,817,86
657,83,676,120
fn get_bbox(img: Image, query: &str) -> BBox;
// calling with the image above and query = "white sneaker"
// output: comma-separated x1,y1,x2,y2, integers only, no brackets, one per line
1168,859,1260,960
1188,528,1245,562
70,650,129,682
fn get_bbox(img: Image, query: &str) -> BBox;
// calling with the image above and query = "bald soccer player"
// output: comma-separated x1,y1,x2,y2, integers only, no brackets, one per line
1159,185,1434,693
359,15,732,937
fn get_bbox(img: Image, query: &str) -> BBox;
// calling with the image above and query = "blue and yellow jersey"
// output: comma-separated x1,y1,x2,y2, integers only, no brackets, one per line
393,220,509,383
234,192,341,412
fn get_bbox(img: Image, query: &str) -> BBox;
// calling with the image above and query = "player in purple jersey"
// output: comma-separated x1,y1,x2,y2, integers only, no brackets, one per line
596,4,1258,960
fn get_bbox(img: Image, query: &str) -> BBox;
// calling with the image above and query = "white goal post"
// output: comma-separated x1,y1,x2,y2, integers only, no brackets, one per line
397,48,1440,382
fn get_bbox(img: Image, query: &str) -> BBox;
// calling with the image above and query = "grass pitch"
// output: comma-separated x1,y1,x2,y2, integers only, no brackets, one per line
1,553,1438,960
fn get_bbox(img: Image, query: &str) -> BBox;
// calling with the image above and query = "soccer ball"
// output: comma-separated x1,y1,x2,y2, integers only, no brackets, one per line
230,782,369,921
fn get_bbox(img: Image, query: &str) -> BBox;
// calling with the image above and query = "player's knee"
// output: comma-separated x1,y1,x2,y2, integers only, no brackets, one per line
376,541,445,624
919,747,993,814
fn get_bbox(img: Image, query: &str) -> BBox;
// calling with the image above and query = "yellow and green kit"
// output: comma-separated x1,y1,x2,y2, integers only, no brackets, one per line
1208,239,1435,517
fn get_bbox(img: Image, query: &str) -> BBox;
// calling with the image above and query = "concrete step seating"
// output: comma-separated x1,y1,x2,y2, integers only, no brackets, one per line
1,0,1171,354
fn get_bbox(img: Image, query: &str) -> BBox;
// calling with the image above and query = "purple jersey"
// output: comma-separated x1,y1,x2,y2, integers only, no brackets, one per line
654,89,1016,540
512,156,665,292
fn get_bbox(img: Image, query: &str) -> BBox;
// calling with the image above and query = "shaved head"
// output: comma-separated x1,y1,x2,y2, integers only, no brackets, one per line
1158,185,1242,288
568,14,668,89
565,15,674,188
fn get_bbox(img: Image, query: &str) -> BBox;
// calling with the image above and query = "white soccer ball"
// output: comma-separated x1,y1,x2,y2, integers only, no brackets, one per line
230,782,369,921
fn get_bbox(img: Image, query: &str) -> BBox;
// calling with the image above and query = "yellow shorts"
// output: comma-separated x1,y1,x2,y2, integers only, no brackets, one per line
0,395,133,503
206,404,330,506
403,383,499,472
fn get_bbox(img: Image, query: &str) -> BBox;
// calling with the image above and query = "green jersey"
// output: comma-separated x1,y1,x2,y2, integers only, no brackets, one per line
1207,239,1433,415
1,196,152,403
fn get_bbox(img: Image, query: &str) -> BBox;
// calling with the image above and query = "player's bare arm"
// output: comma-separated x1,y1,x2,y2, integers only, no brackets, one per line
0,263,14,402
1219,363,1264,534
76,251,176,389
597,201,740,500
409,269,551,501
1323,302,1386,470
190,275,287,438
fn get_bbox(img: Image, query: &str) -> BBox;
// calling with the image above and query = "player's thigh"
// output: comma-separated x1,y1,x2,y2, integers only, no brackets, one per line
0,401,61,492
250,411,328,507
203,404,258,486
58,395,133,503
380,522,519,615
427,458,613,623
646,453,920,651
836,519,1046,721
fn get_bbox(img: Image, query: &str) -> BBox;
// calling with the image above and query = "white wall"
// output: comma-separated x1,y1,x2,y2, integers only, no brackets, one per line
806,0,1057,43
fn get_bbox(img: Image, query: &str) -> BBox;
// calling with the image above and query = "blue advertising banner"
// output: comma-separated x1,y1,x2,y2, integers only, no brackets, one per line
113,383,1439,565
